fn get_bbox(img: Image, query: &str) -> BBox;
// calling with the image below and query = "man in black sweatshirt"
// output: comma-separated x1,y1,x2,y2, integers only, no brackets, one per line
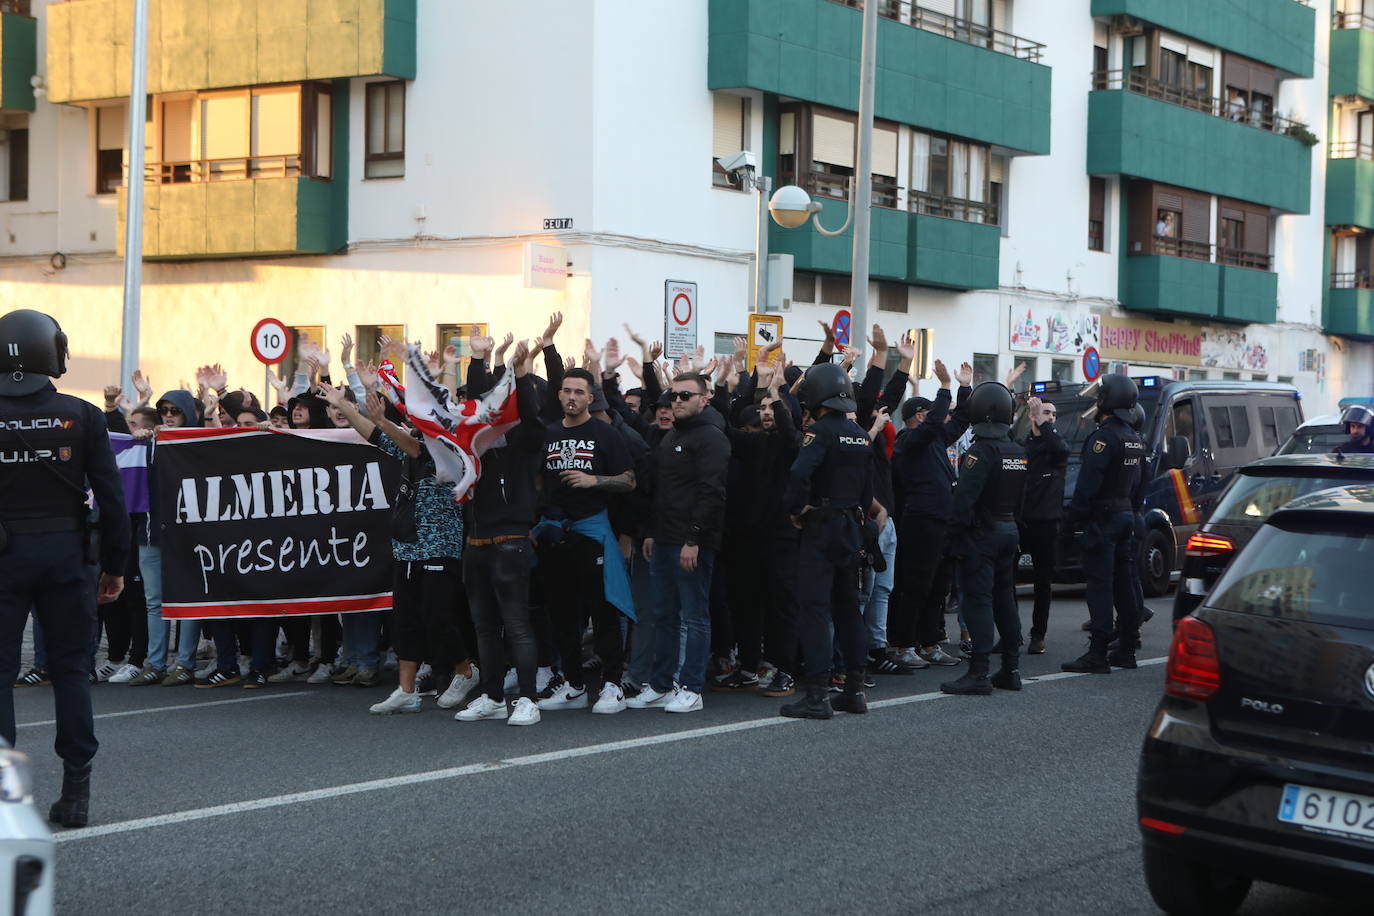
1019,395,1069,655
890,359,972,667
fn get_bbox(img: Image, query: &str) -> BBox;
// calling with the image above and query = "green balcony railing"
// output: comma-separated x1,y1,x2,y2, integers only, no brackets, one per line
1326,284,1374,339
1090,0,1315,77
1331,16,1374,101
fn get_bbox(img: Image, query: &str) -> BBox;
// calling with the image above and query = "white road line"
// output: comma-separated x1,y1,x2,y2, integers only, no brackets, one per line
55,656,1168,844
17,691,311,729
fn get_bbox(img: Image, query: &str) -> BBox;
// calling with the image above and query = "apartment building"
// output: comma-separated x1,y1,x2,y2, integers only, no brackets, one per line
0,0,1364,413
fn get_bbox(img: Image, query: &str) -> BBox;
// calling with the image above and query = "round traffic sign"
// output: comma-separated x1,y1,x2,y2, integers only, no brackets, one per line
671,293,693,326
250,317,290,365
832,309,852,348
1082,346,1101,382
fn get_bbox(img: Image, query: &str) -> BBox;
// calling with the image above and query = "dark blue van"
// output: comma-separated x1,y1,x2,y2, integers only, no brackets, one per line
1011,377,1304,596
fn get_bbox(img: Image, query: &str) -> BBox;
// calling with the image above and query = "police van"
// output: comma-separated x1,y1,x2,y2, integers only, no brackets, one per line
1011,377,1304,596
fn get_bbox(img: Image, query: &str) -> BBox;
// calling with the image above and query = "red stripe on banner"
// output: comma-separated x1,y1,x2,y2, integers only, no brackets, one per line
162,594,393,620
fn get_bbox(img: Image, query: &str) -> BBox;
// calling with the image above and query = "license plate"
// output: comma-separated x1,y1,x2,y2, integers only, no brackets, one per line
1278,784,1374,841
1018,554,1034,568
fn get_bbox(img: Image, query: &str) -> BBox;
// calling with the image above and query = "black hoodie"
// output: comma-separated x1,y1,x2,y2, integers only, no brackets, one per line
651,405,730,550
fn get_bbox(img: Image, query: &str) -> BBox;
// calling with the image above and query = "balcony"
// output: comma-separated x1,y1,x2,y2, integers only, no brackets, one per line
0,1,35,111
1090,0,1315,77
117,169,341,259
769,201,1000,290
709,0,1051,154
1087,78,1313,214
1331,14,1374,101
46,0,417,104
1122,239,1277,323
1326,276,1374,339
1326,147,1374,230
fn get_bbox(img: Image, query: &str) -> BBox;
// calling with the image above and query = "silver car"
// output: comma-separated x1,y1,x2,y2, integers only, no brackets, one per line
0,744,53,915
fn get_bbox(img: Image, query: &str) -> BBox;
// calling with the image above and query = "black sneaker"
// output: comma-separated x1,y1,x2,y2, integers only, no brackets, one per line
537,673,566,701
195,669,241,689
415,671,438,696
870,654,917,676
759,670,795,697
828,672,846,693
242,670,268,689
710,669,759,692
861,671,877,689
16,668,49,687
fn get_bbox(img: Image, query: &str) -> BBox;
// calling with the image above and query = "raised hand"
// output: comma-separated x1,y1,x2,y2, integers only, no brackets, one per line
298,338,322,364
268,373,290,401
583,337,603,368
340,332,354,366
867,324,888,352
365,390,387,422
468,333,491,360
691,344,707,371
131,370,153,406
424,349,443,375
103,385,121,410
839,345,858,372
315,344,332,370
895,332,916,361
732,335,747,366
512,339,531,376
603,337,625,372
356,361,378,392
933,359,951,387
701,357,720,379
624,355,643,381
116,393,133,414
648,340,664,362
956,361,974,387
494,332,515,364
623,322,646,348
870,406,893,435
758,361,776,390
540,311,564,347
205,363,227,391
1005,361,1027,389
564,355,576,372
318,384,346,408
442,345,461,367
378,335,405,364
817,319,836,352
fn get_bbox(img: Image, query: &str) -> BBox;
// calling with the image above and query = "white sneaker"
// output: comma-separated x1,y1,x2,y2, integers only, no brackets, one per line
306,663,334,684
94,661,120,682
437,665,479,709
665,689,703,714
535,666,554,693
455,694,507,722
508,697,541,726
268,660,311,683
108,663,142,684
369,687,421,715
625,685,675,709
536,683,588,711
502,668,518,695
592,682,626,715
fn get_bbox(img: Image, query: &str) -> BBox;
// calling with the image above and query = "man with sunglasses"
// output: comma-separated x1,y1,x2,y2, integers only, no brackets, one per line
0,309,130,829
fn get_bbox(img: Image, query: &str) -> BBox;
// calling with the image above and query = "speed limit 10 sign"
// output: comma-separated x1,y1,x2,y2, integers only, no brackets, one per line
250,317,290,365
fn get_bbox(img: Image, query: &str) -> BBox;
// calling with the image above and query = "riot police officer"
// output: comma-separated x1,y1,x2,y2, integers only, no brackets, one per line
780,363,878,720
1337,404,1374,454
941,383,1027,695
1062,374,1143,674
0,309,129,828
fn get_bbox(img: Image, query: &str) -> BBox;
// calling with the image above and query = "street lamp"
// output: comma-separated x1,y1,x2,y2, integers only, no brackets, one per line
768,183,855,236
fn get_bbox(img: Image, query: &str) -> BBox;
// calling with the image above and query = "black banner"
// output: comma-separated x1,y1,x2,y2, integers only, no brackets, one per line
154,427,400,619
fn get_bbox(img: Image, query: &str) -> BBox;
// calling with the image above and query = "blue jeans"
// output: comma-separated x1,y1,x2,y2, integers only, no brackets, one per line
139,545,168,672
341,612,381,670
649,545,715,694
858,517,897,651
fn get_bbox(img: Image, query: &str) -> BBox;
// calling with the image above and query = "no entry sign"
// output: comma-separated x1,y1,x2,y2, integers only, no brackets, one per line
664,280,698,359
250,317,290,365
832,309,852,348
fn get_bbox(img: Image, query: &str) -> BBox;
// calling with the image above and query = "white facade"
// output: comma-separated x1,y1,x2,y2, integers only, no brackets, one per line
0,0,1362,414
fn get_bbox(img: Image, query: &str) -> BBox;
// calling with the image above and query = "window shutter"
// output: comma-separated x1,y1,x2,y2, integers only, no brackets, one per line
1220,205,1244,222
924,0,956,16
1224,54,1251,92
872,124,898,177
779,111,795,156
812,112,855,168
1159,34,1189,56
989,153,1006,184
910,132,930,193
1186,45,1215,69
1157,191,1183,211
992,0,1008,32
1245,209,1270,254
1181,196,1210,243
712,94,745,159
1088,177,1105,219
97,104,126,151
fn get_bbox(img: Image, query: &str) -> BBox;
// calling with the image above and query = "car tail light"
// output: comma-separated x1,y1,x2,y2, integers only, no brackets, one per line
1166,617,1222,701
1185,532,1234,558
1139,817,1186,835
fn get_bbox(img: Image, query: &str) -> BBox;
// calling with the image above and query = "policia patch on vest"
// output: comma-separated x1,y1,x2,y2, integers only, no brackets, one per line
963,454,977,467
802,432,816,447
1093,440,1106,453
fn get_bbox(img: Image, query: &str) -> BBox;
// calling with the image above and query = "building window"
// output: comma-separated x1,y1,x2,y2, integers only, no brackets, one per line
777,104,898,207
1216,199,1272,270
877,280,908,313
365,81,406,179
1223,53,1276,130
1088,177,1105,252
972,353,998,386
711,93,750,189
436,323,488,388
911,129,996,224
1051,358,1074,383
820,274,851,308
1277,375,1293,384
356,324,407,379
95,104,126,195
0,125,28,202
1186,369,1208,380
1130,182,1210,262
280,326,325,384
792,270,817,304
1221,371,1241,381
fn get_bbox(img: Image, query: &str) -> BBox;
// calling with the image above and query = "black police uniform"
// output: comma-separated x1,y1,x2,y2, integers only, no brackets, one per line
783,411,875,702
0,381,129,768
1066,416,1143,666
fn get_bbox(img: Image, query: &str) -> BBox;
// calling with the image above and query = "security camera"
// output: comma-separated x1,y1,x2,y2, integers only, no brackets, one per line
716,150,757,173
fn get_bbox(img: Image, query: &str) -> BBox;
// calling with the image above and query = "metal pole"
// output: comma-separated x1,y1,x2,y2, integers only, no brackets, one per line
849,0,878,346
752,174,772,314
118,0,150,391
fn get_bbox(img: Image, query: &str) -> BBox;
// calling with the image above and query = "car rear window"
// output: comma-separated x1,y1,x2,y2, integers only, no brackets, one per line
1212,473,1370,524
1207,520,1374,629
1277,428,1349,455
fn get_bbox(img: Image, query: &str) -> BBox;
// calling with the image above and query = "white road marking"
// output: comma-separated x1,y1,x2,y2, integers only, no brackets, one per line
55,657,1168,844
17,691,310,729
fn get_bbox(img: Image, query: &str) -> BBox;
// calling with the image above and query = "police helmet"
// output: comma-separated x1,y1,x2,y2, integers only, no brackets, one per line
1127,403,1146,432
1341,404,1374,436
798,362,856,413
0,309,68,396
1096,373,1138,423
967,381,1014,437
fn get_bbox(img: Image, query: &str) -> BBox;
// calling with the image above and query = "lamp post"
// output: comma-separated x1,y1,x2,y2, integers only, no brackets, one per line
119,0,150,391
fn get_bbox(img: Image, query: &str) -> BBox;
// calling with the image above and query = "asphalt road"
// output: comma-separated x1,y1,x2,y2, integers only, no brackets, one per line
11,589,1368,915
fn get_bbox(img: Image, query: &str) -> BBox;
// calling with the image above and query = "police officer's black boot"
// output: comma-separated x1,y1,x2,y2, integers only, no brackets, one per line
990,650,1022,691
940,653,992,695
1108,629,1140,669
832,669,868,714
1061,635,1112,674
780,676,833,720
48,761,91,829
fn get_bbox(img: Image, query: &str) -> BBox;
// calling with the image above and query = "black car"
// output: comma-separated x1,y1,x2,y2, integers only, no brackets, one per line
1138,484,1374,912
1172,454,1374,621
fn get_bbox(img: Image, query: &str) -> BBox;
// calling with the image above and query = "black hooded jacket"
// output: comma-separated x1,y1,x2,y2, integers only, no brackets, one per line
651,406,730,549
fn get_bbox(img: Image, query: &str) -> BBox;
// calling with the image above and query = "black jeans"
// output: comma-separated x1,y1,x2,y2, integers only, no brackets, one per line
537,533,624,689
795,517,867,680
895,516,952,648
723,528,768,673
464,540,537,701
98,544,147,667
391,558,471,669
1019,519,1059,640
1083,512,1139,643
764,533,800,675
285,615,339,665
960,521,1022,657
207,619,276,674
0,532,98,767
